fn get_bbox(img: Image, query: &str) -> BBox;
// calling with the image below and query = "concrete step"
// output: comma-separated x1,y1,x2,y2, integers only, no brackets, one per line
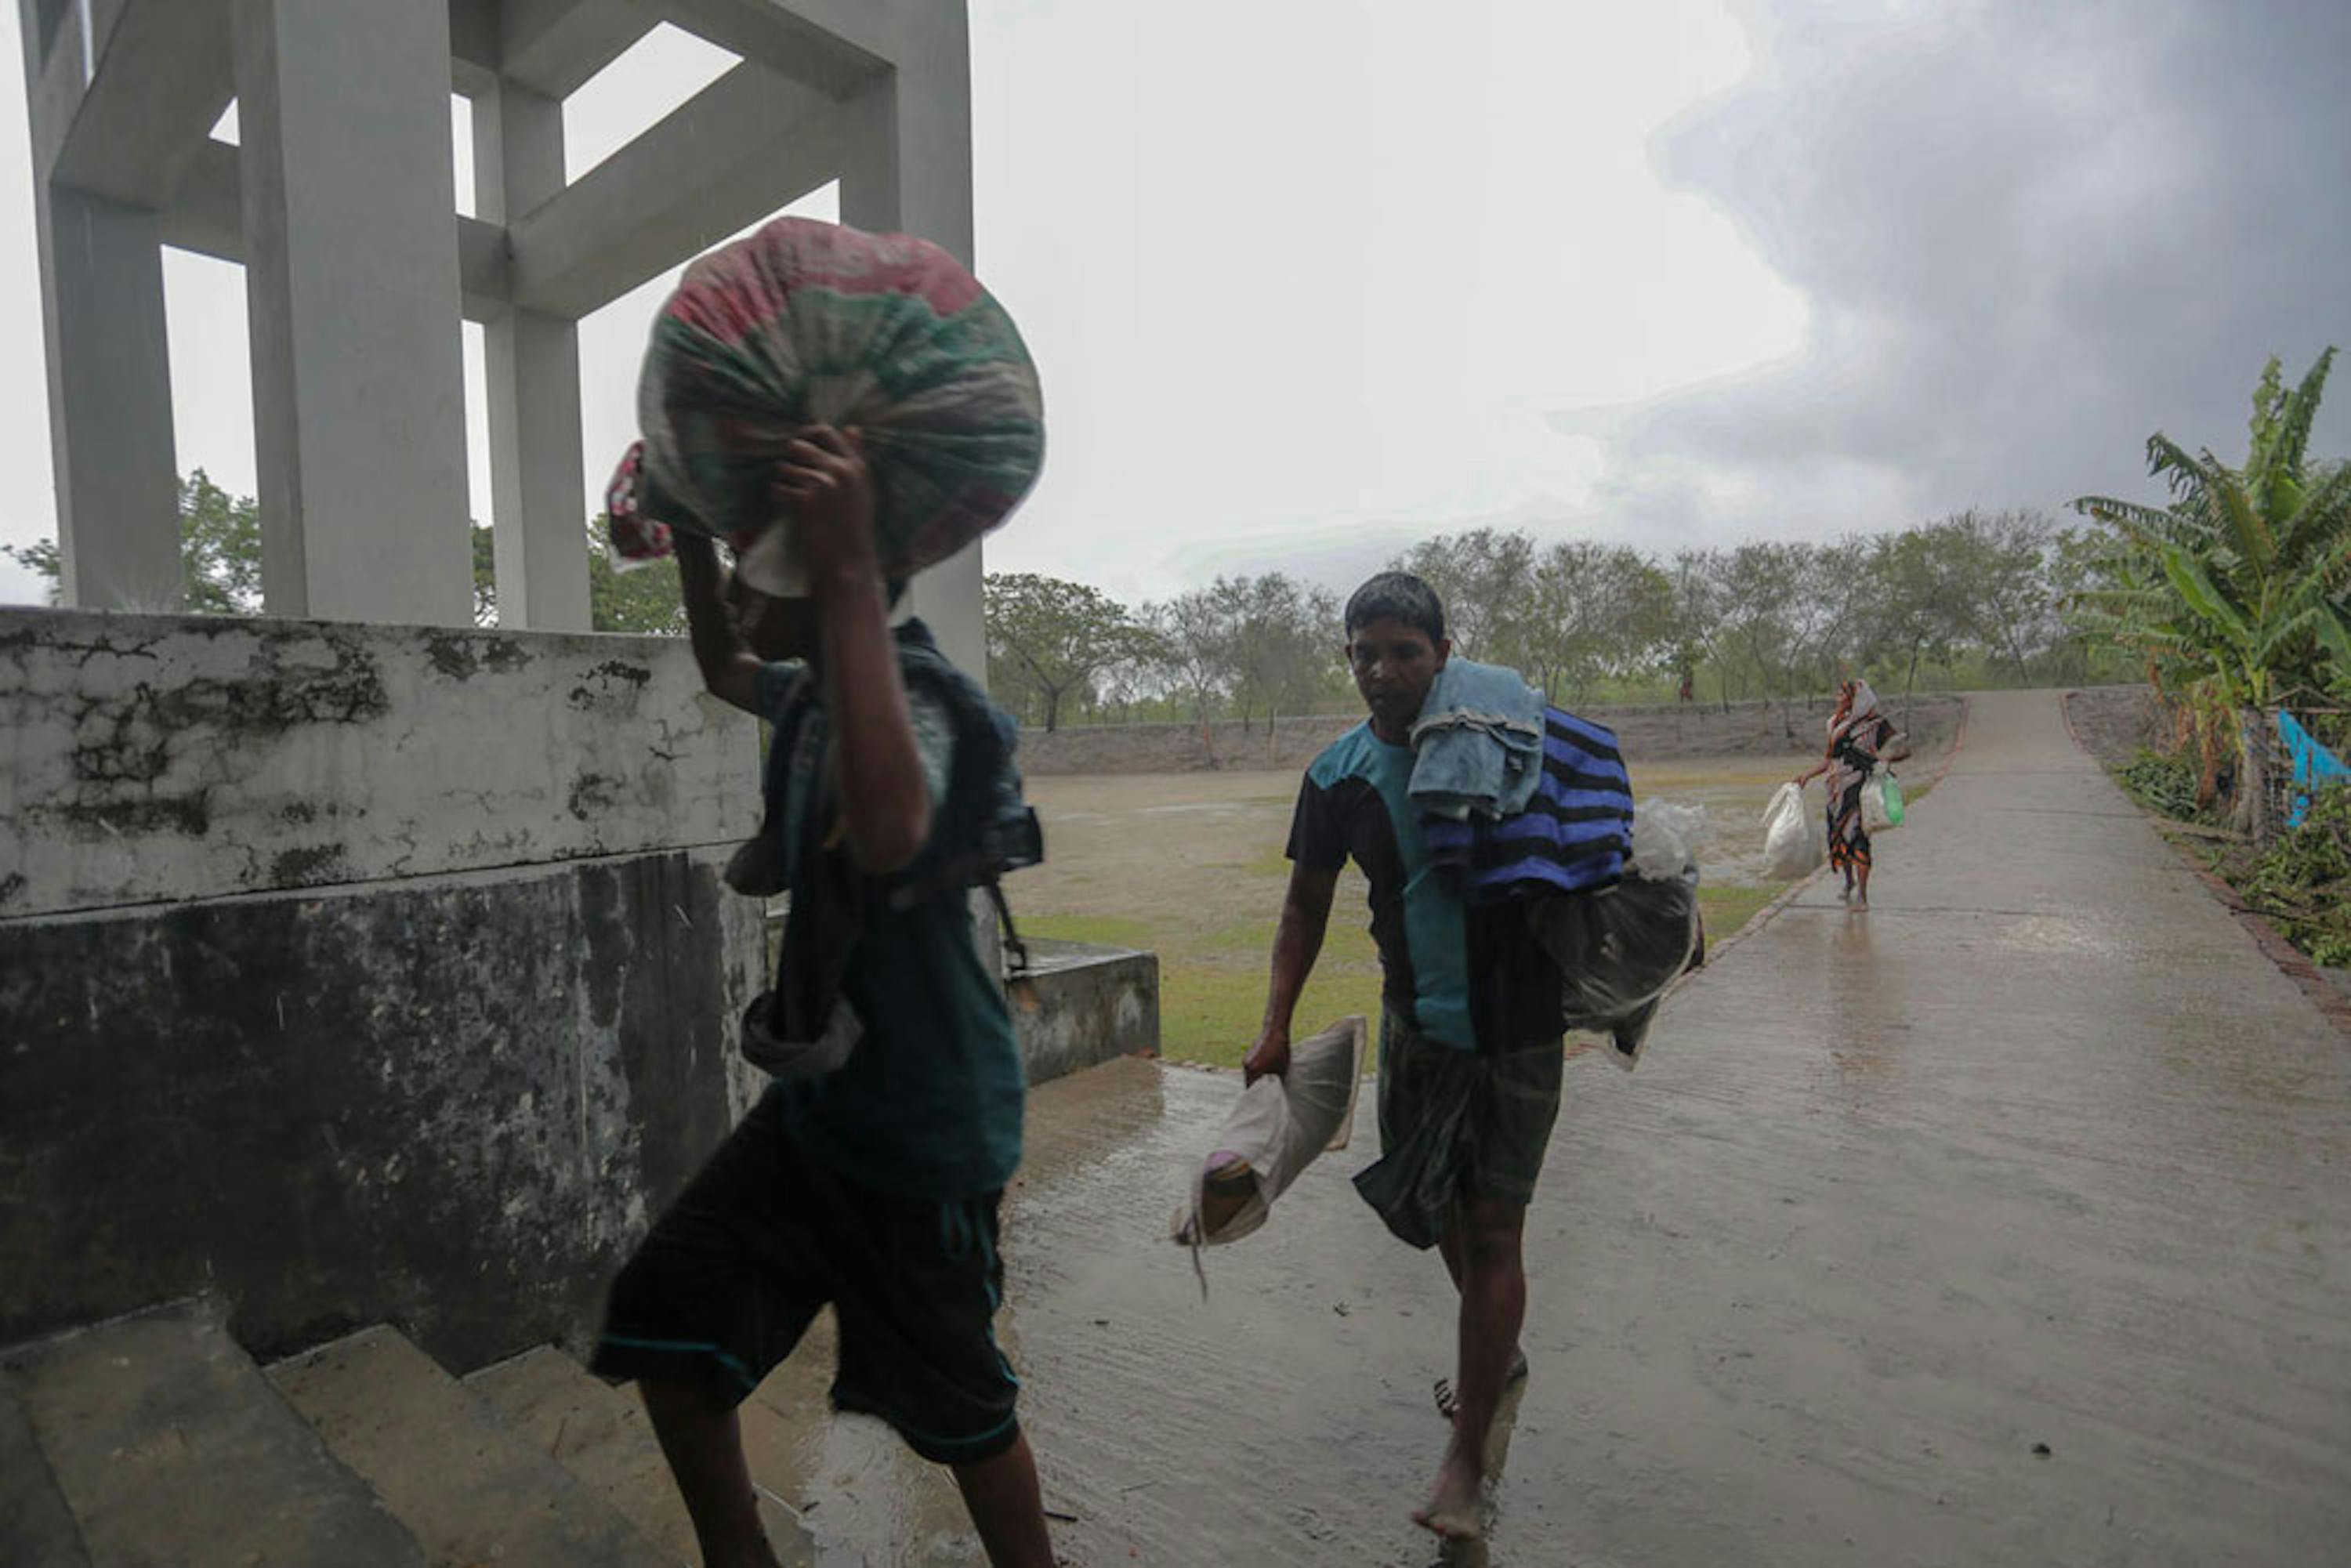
465,1343,853,1566
267,1324,672,1568
1,1381,89,1566
1,1298,424,1566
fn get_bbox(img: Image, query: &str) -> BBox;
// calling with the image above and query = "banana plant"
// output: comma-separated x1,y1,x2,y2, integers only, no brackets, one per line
2070,349,2351,784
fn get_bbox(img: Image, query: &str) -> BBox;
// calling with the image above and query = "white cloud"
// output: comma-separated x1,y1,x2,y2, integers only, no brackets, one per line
967,0,1809,595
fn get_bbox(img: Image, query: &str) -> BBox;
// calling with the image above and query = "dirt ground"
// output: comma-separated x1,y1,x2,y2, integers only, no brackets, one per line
1016,747,1936,1065
2062,683,2159,767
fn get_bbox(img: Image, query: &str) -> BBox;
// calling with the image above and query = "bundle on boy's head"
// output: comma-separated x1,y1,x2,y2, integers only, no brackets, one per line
1345,571,1447,643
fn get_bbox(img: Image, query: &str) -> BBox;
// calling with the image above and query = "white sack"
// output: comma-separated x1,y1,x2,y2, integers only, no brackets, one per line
1171,1016,1366,1248
1761,781,1825,880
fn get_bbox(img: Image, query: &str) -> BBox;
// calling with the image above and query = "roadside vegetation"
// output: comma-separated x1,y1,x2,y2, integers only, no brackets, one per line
2073,349,2351,971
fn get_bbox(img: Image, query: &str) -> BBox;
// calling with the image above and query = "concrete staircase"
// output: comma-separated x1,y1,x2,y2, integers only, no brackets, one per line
2,1298,860,1566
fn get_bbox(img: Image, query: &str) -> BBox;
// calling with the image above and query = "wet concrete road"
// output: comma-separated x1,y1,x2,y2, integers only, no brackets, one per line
754,690,2351,1566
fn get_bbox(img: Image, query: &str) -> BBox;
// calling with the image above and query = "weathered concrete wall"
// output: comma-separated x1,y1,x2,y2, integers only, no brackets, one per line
0,849,766,1369
0,607,769,1369
0,608,756,918
1009,939,1160,1085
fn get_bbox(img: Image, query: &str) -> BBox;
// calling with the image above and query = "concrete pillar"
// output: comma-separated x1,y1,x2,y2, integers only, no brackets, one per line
31,182,183,610
839,16,990,687
838,9,1001,973
474,81,590,631
231,0,473,625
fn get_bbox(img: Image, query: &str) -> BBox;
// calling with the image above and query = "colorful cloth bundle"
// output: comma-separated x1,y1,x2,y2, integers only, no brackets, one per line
608,217,1045,588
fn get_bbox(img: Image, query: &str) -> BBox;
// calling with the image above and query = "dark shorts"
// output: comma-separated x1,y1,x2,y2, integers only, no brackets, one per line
1356,1011,1565,1248
589,1086,1020,1466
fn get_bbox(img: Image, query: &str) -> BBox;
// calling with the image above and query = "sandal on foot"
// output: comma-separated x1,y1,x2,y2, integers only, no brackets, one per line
1433,1353,1531,1421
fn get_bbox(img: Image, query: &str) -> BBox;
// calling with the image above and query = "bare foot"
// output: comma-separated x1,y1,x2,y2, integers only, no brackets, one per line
1413,1450,1484,1541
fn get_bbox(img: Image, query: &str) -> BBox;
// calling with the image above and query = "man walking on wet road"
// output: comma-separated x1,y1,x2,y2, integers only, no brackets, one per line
1246,570,1572,1544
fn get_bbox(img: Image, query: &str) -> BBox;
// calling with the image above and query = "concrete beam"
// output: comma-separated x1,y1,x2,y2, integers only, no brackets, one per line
31,182,183,610
446,0,497,80
506,60,839,320
839,5,986,683
35,0,234,208
16,1,72,74
17,0,87,179
497,0,653,100
485,310,590,628
157,139,513,324
477,80,590,630
153,136,242,261
446,0,499,97
456,212,515,324
836,27,972,262
661,0,892,99
234,0,475,625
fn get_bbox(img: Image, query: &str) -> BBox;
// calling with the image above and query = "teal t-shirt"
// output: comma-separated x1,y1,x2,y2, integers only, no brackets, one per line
1288,722,1565,1053
757,663,1025,1200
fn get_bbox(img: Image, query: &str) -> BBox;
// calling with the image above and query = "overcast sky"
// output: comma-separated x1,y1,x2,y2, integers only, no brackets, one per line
2,0,2346,608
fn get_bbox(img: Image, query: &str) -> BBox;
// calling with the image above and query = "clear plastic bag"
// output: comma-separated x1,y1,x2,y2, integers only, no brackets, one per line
1529,875,1700,1066
1171,1016,1367,1250
1523,800,1706,1070
1762,781,1825,879
1630,800,1709,881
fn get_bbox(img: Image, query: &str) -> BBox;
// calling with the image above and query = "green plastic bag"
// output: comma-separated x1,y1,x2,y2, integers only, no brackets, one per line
1881,773,1906,827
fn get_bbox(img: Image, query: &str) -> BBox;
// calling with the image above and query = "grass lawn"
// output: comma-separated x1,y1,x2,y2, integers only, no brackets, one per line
1015,756,1825,1069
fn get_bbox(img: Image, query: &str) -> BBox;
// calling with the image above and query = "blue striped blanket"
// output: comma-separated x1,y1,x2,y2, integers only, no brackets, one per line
1420,706,1634,904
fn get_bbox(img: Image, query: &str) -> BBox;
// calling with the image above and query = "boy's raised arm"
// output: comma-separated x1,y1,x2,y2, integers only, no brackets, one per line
675,534,764,715
777,427,932,876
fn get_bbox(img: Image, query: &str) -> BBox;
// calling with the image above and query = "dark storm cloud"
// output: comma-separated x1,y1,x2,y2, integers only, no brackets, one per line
1621,0,2351,531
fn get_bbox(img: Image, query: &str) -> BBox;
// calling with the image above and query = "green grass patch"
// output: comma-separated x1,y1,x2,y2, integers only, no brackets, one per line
1697,883,1779,941
1242,846,1293,878
1198,914,1380,965
1158,966,1387,1068
1020,914,1163,949
1154,884,1785,1069
1199,915,1276,953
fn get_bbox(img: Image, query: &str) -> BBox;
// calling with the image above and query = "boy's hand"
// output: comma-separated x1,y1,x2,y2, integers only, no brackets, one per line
770,425,878,588
1244,1025,1291,1085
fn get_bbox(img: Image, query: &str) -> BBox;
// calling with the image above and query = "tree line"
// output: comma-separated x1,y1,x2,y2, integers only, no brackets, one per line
984,508,2121,738
3,478,693,636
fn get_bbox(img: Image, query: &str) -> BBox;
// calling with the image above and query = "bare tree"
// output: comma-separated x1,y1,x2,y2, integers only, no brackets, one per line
1389,527,1538,661
1143,588,1233,763
984,572,1147,732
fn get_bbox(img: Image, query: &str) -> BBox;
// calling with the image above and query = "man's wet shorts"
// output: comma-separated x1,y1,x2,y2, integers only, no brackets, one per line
590,1086,1021,1465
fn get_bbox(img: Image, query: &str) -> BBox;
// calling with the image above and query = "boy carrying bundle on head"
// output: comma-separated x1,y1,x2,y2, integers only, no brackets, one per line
590,428,1055,1568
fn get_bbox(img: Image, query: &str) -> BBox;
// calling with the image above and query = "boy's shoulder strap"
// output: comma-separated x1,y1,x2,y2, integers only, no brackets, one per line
881,619,1043,910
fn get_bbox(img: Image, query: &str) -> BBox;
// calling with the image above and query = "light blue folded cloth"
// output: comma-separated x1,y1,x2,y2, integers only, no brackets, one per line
1407,659,1546,820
